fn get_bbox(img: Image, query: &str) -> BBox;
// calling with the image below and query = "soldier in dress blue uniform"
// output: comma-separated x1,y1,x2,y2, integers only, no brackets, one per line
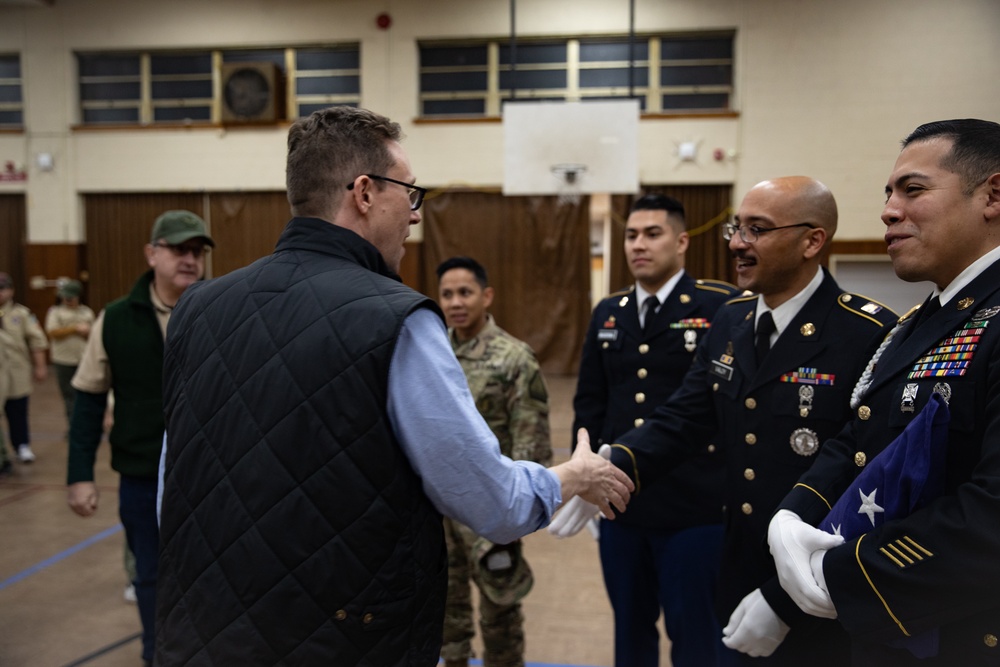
572,194,740,667
770,120,1000,666
604,177,897,666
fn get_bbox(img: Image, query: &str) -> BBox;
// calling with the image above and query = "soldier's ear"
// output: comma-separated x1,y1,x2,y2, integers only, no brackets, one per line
483,286,495,308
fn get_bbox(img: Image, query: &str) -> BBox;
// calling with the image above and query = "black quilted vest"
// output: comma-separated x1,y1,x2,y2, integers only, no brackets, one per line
157,217,447,666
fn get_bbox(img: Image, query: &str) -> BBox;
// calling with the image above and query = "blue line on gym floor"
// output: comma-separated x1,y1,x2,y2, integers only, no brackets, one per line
0,523,123,591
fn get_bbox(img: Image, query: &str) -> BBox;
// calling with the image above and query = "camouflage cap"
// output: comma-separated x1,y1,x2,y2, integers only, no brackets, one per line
471,537,534,605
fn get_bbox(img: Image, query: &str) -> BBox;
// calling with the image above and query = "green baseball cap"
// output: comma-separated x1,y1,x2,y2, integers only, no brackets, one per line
57,279,83,299
150,210,215,247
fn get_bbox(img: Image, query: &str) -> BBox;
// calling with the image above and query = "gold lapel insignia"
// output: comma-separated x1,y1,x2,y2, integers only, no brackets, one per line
800,323,816,336
619,296,629,307
957,297,975,310
679,294,691,304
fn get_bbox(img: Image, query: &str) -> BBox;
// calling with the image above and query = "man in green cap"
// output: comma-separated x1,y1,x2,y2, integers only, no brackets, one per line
66,210,214,667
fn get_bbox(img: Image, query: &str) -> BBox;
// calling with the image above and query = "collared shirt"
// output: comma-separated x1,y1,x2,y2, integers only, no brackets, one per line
389,308,561,544
0,298,50,397
635,270,686,328
755,266,823,347
938,244,1000,305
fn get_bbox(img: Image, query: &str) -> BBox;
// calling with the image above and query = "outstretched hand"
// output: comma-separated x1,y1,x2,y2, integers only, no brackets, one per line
552,429,633,520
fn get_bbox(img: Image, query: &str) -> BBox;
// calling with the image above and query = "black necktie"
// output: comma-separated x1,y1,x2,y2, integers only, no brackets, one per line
641,296,659,332
900,294,941,342
755,310,775,364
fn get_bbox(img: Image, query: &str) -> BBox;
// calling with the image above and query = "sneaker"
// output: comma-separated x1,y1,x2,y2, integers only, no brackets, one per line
124,584,137,603
17,445,35,463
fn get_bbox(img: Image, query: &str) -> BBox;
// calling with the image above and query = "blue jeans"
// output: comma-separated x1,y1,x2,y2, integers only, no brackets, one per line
119,475,159,663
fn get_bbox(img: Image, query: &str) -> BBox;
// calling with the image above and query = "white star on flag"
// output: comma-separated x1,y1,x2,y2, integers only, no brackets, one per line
857,488,884,526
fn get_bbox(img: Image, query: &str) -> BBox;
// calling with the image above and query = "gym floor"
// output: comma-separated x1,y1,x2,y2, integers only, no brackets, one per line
0,373,674,667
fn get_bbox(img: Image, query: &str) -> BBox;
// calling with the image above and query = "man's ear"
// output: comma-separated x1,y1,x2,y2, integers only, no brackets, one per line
144,244,156,268
983,172,1000,222
801,227,828,260
483,286,495,308
349,175,374,214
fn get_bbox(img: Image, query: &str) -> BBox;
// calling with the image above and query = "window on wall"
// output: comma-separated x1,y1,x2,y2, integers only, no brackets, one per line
418,32,734,118
77,44,360,126
0,54,24,129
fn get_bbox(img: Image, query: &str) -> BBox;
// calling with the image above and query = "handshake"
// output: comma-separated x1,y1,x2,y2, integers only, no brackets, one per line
547,430,630,538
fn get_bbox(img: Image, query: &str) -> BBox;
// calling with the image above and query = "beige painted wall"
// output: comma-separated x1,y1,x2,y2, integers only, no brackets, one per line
0,0,997,243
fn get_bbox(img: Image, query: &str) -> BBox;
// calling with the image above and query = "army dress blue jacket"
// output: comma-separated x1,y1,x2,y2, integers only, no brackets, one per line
573,271,738,529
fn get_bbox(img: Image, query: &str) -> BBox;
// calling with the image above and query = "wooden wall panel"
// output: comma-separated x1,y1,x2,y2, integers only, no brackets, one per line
420,191,591,375
0,194,26,299
208,192,290,277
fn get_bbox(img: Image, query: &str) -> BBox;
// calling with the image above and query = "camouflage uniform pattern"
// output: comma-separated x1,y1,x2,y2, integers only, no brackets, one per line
441,314,551,667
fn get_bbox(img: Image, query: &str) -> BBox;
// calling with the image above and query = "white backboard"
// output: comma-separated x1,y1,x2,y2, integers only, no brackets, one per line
503,100,640,195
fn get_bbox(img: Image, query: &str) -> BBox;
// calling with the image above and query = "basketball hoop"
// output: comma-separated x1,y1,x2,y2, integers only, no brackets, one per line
552,163,587,206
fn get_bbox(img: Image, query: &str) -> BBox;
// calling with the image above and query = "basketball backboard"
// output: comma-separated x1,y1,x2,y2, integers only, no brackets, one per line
503,99,640,196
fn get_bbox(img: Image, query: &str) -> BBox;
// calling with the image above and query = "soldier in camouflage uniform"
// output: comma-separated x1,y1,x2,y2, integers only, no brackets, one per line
436,256,552,667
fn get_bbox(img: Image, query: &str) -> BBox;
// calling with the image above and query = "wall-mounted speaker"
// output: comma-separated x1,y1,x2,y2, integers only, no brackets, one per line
220,62,284,124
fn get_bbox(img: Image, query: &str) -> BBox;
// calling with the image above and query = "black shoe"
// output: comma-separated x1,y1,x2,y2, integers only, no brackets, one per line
0,460,12,478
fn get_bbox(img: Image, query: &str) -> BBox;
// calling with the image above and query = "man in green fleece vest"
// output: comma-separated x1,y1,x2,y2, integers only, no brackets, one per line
66,210,214,667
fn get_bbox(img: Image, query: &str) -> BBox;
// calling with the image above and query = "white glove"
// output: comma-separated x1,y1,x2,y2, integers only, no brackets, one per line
547,444,610,539
721,588,790,657
768,509,842,618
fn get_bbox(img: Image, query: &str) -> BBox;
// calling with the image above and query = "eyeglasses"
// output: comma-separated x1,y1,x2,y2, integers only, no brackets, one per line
722,221,817,244
347,174,428,211
155,242,210,258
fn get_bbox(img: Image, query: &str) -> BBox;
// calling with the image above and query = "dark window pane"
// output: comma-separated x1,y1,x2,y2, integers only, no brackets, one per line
661,38,732,60
82,107,139,123
0,110,22,125
151,54,212,75
500,69,566,90
580,67,648,88
296,75,359,95
154,106,211,121
579,40,648,62
151,79,213,99
223,50,285,69
501,96,564,108
420,45,488,67
0,57,20,78
80,81,141,101
298,101,358,117
78,55,140,77
499,42,566,64
581,95,646,111
422,98,485,116
661,93,729,110
0,84,22,103
297,48,359,70
661,64,732,86
421,70,487,92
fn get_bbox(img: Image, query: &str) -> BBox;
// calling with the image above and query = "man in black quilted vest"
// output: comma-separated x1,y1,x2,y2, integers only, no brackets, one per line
156,105,633,667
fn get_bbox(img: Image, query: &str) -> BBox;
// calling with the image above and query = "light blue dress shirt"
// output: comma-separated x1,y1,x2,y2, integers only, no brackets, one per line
159,307,563,544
